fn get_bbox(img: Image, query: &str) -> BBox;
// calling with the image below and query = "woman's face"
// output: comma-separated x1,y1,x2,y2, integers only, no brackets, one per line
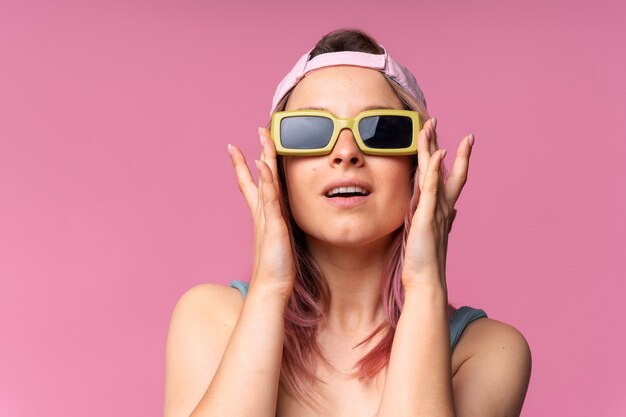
282,66,414,249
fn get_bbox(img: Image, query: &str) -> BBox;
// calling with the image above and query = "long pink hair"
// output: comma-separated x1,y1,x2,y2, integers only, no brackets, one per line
267,28,455,408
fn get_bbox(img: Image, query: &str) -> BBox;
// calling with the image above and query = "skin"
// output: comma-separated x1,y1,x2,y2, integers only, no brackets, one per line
163,65,531,417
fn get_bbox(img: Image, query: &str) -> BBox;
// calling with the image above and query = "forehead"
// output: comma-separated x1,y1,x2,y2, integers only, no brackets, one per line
285,66,403,113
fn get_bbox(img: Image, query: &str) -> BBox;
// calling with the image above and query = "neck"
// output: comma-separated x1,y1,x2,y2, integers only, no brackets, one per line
306,233,397,337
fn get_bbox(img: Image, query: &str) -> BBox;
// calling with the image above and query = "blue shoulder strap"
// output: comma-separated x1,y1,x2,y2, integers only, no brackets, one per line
450,306,488,350
228,280,249,298
228,280,487,351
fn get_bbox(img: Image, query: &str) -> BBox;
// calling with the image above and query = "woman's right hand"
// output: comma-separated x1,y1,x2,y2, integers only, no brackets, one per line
227,127,296,300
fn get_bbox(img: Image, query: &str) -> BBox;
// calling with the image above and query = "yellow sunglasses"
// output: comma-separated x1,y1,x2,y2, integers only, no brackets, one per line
270,109,422,156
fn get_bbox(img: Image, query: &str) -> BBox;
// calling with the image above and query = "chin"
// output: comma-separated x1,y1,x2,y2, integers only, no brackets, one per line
304,226,400,250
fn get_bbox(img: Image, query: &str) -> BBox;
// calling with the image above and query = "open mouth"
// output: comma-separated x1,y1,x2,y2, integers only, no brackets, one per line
325,186,370,198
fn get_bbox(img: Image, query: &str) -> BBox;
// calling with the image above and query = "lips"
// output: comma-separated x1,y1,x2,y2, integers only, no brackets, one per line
326,185,369,197
322,178,373,198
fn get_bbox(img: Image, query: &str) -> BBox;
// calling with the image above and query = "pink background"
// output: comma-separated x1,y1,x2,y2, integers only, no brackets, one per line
1,0,624,416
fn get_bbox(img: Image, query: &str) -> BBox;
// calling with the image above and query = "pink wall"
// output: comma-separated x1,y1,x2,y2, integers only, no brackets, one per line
1,1,624,416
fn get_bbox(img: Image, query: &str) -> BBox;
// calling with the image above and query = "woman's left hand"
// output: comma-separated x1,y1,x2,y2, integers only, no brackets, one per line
401,118,474,293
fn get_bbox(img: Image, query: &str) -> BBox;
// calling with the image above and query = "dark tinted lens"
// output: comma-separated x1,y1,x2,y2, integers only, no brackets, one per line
280,116,334,149
359,116,413,148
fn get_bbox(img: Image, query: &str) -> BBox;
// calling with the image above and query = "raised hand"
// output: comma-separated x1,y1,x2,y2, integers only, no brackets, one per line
401,118,475,292
228,127,296,300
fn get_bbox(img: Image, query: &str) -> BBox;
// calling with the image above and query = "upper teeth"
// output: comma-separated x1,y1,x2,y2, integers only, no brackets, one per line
327,186,369,197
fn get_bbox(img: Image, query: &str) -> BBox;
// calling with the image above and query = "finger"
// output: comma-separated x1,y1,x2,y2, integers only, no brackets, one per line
260,127,281,194
429,118,439,156
251,159,265,280
428,119,447,212
228,144,259,213
444,133,474,206
416,149,447,220
417,118,435,191
428,118,444,184
256,159,283,227
448,209,457,233
253,160,266,226
258,131,266,190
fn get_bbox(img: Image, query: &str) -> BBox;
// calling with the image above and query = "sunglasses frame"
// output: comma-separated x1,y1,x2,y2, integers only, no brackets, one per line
270,109,422,156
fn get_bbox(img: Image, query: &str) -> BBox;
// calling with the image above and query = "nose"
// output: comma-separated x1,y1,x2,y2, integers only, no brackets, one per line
329,127,365,167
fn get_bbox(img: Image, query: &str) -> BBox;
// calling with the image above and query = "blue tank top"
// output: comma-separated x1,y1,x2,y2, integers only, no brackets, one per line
228,280,487,351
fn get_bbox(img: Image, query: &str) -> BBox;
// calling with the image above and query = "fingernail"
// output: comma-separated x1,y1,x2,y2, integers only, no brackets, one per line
469,133,475,147
259,132,265,147
432,118,437,129
441,149,447,160
227,143,232,155
254,160,260,169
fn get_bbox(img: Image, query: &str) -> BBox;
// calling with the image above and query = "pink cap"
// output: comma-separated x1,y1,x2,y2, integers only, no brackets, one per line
270,44,427,116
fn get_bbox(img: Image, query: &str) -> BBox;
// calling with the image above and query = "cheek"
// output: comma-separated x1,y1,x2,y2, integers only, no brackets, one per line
283,159,311,195
384,158,414,191
392,181,412,219
385,160,415,217
283,159,317,226
285,184,317,235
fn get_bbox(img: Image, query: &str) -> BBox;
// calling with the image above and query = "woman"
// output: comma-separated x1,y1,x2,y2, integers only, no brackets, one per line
164,28,532,417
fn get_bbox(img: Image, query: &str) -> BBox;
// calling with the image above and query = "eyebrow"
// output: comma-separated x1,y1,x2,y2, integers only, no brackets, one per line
295,105,397,111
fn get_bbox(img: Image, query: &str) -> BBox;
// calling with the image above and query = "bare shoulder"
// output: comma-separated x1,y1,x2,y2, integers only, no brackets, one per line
171,282,244,325
456,316,531,358
452,316,532,417
166,283,244,347
164,283,245,417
